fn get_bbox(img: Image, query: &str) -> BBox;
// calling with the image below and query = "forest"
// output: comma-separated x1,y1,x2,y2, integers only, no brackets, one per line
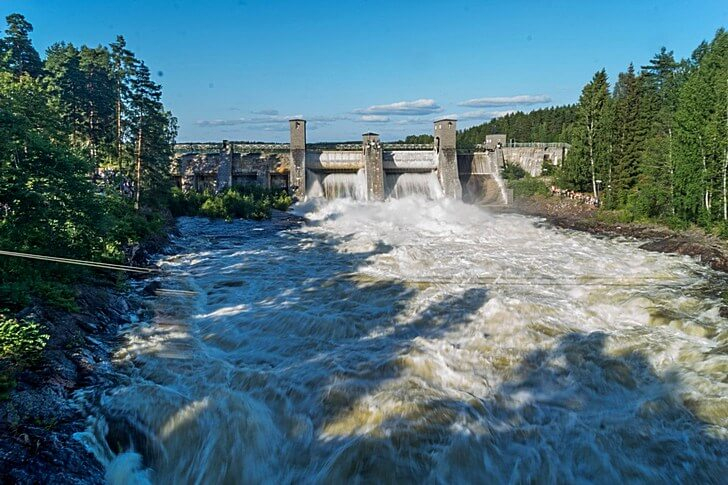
0,13,177,310
448,29,728,235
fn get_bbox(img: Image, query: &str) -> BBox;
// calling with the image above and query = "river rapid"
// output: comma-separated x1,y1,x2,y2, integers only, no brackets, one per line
79,198,727,483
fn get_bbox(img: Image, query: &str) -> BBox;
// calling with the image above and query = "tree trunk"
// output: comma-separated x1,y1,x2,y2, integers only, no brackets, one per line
587,118,598,199
134,124,142,211
669,128,675,215
116,95,122,170
723,149,727,221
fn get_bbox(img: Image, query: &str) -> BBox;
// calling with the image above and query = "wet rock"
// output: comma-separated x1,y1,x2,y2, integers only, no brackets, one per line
720,306,728,319
142,280,162,296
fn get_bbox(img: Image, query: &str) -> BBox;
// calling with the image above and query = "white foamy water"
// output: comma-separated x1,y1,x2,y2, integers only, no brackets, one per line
80,198,727,483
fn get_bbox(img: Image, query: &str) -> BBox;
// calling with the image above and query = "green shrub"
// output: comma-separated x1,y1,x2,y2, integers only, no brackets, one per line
508,176,550,198
0,314,49,366
502,162,527,180
172,187,292,221
0,313,49,400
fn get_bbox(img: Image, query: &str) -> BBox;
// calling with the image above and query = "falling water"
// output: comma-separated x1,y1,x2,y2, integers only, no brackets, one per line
306,169,365,200
77,199,727,483
472,151,508,204
385,172,444,200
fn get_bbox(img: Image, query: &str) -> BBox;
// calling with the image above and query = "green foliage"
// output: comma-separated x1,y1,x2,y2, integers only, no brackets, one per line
508,176,550,198
0,312,49,399
0,314,49,366
0,14,174,310
457,30,728,239
170,187,292,221
401,134,434,144
501,162,527,180
457,105,578,148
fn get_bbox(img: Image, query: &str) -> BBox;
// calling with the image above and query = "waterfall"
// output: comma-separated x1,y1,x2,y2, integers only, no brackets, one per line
385,172,444,199
491,149,509,204
306,169,365,200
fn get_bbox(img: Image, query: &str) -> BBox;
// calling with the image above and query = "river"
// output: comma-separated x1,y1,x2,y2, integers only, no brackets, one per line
78,198,727,483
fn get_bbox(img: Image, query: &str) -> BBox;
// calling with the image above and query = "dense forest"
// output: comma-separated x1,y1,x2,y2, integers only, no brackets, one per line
457,105,579,148
0,13,177,309
560,29,727,234
435,29,727,235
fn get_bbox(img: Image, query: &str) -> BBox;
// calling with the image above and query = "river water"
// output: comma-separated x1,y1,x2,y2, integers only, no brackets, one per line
79,198,727,483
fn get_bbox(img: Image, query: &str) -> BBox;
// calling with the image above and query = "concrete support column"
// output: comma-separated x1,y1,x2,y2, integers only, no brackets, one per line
363,132,384,201
434,119,462,199
289,119,306,199
218,140,233,189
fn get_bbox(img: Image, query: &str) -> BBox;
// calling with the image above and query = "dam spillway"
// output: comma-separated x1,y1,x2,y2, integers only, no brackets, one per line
295,120,463,202
171,118,514,205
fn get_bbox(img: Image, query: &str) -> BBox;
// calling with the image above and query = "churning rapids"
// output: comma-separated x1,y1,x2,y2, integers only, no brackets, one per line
77,198,727,483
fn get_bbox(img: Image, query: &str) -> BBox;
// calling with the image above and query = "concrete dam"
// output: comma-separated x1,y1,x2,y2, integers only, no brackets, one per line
173,119,571,205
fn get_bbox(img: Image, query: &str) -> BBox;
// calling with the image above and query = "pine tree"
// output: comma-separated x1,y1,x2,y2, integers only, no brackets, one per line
110,36,136,169
673,29,728,225
127,61,176,209
0,14,43,77
610,64,650,208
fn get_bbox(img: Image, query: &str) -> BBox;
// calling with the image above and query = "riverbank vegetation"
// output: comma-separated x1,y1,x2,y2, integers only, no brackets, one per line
455,29,728,238
0,13,176,312
169,186,292,221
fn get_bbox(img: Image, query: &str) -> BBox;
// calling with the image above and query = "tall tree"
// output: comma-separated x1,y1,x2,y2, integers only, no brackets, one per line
127,61,176,209
673,29,728,224
609,64,650,207
0,14,42,77
561,70,611,198
110,36,136,169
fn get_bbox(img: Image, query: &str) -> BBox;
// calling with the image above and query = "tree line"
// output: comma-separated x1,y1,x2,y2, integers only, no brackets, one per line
0,13,176,308
457,105,579,148
440,29,727,235
560,29,727,233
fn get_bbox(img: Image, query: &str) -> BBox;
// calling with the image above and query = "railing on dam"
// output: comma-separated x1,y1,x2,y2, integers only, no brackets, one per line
472,142,571,150
507,142,572,149
175,142,435,154
325,143,434,151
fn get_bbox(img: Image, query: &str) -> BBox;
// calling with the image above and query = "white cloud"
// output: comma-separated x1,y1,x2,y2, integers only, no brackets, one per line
251,109,280,116
359,115,390,122
458,95,551,107
355,98,442,116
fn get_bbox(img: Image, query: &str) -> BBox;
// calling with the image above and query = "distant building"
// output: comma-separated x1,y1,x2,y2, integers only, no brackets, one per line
484,134,507,150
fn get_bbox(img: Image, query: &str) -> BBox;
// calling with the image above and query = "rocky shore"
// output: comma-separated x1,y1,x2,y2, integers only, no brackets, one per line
0,285,134,484
494,195,728,275
0,239,165,484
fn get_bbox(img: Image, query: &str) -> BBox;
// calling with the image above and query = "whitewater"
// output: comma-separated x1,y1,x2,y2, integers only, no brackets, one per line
78,198,727,483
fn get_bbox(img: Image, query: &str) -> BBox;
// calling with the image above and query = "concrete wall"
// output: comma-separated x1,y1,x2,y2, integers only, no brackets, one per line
172,151,290,192
501,146,566,176
383,151,437,172
289,119,306,199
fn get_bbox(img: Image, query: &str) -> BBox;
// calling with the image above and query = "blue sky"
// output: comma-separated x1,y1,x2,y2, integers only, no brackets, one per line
2,1,726,142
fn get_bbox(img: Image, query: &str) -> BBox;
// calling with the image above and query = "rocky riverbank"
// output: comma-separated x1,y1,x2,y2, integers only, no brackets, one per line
494,195,728,275
0,239,167,483
0,284,136,483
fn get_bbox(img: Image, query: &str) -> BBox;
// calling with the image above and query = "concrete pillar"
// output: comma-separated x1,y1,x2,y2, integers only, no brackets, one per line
363,132,384,201
217,140,233,189
289,119,306,199
434,119,462,199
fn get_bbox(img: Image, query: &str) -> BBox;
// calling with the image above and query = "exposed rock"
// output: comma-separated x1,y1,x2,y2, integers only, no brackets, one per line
0,284,137,483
